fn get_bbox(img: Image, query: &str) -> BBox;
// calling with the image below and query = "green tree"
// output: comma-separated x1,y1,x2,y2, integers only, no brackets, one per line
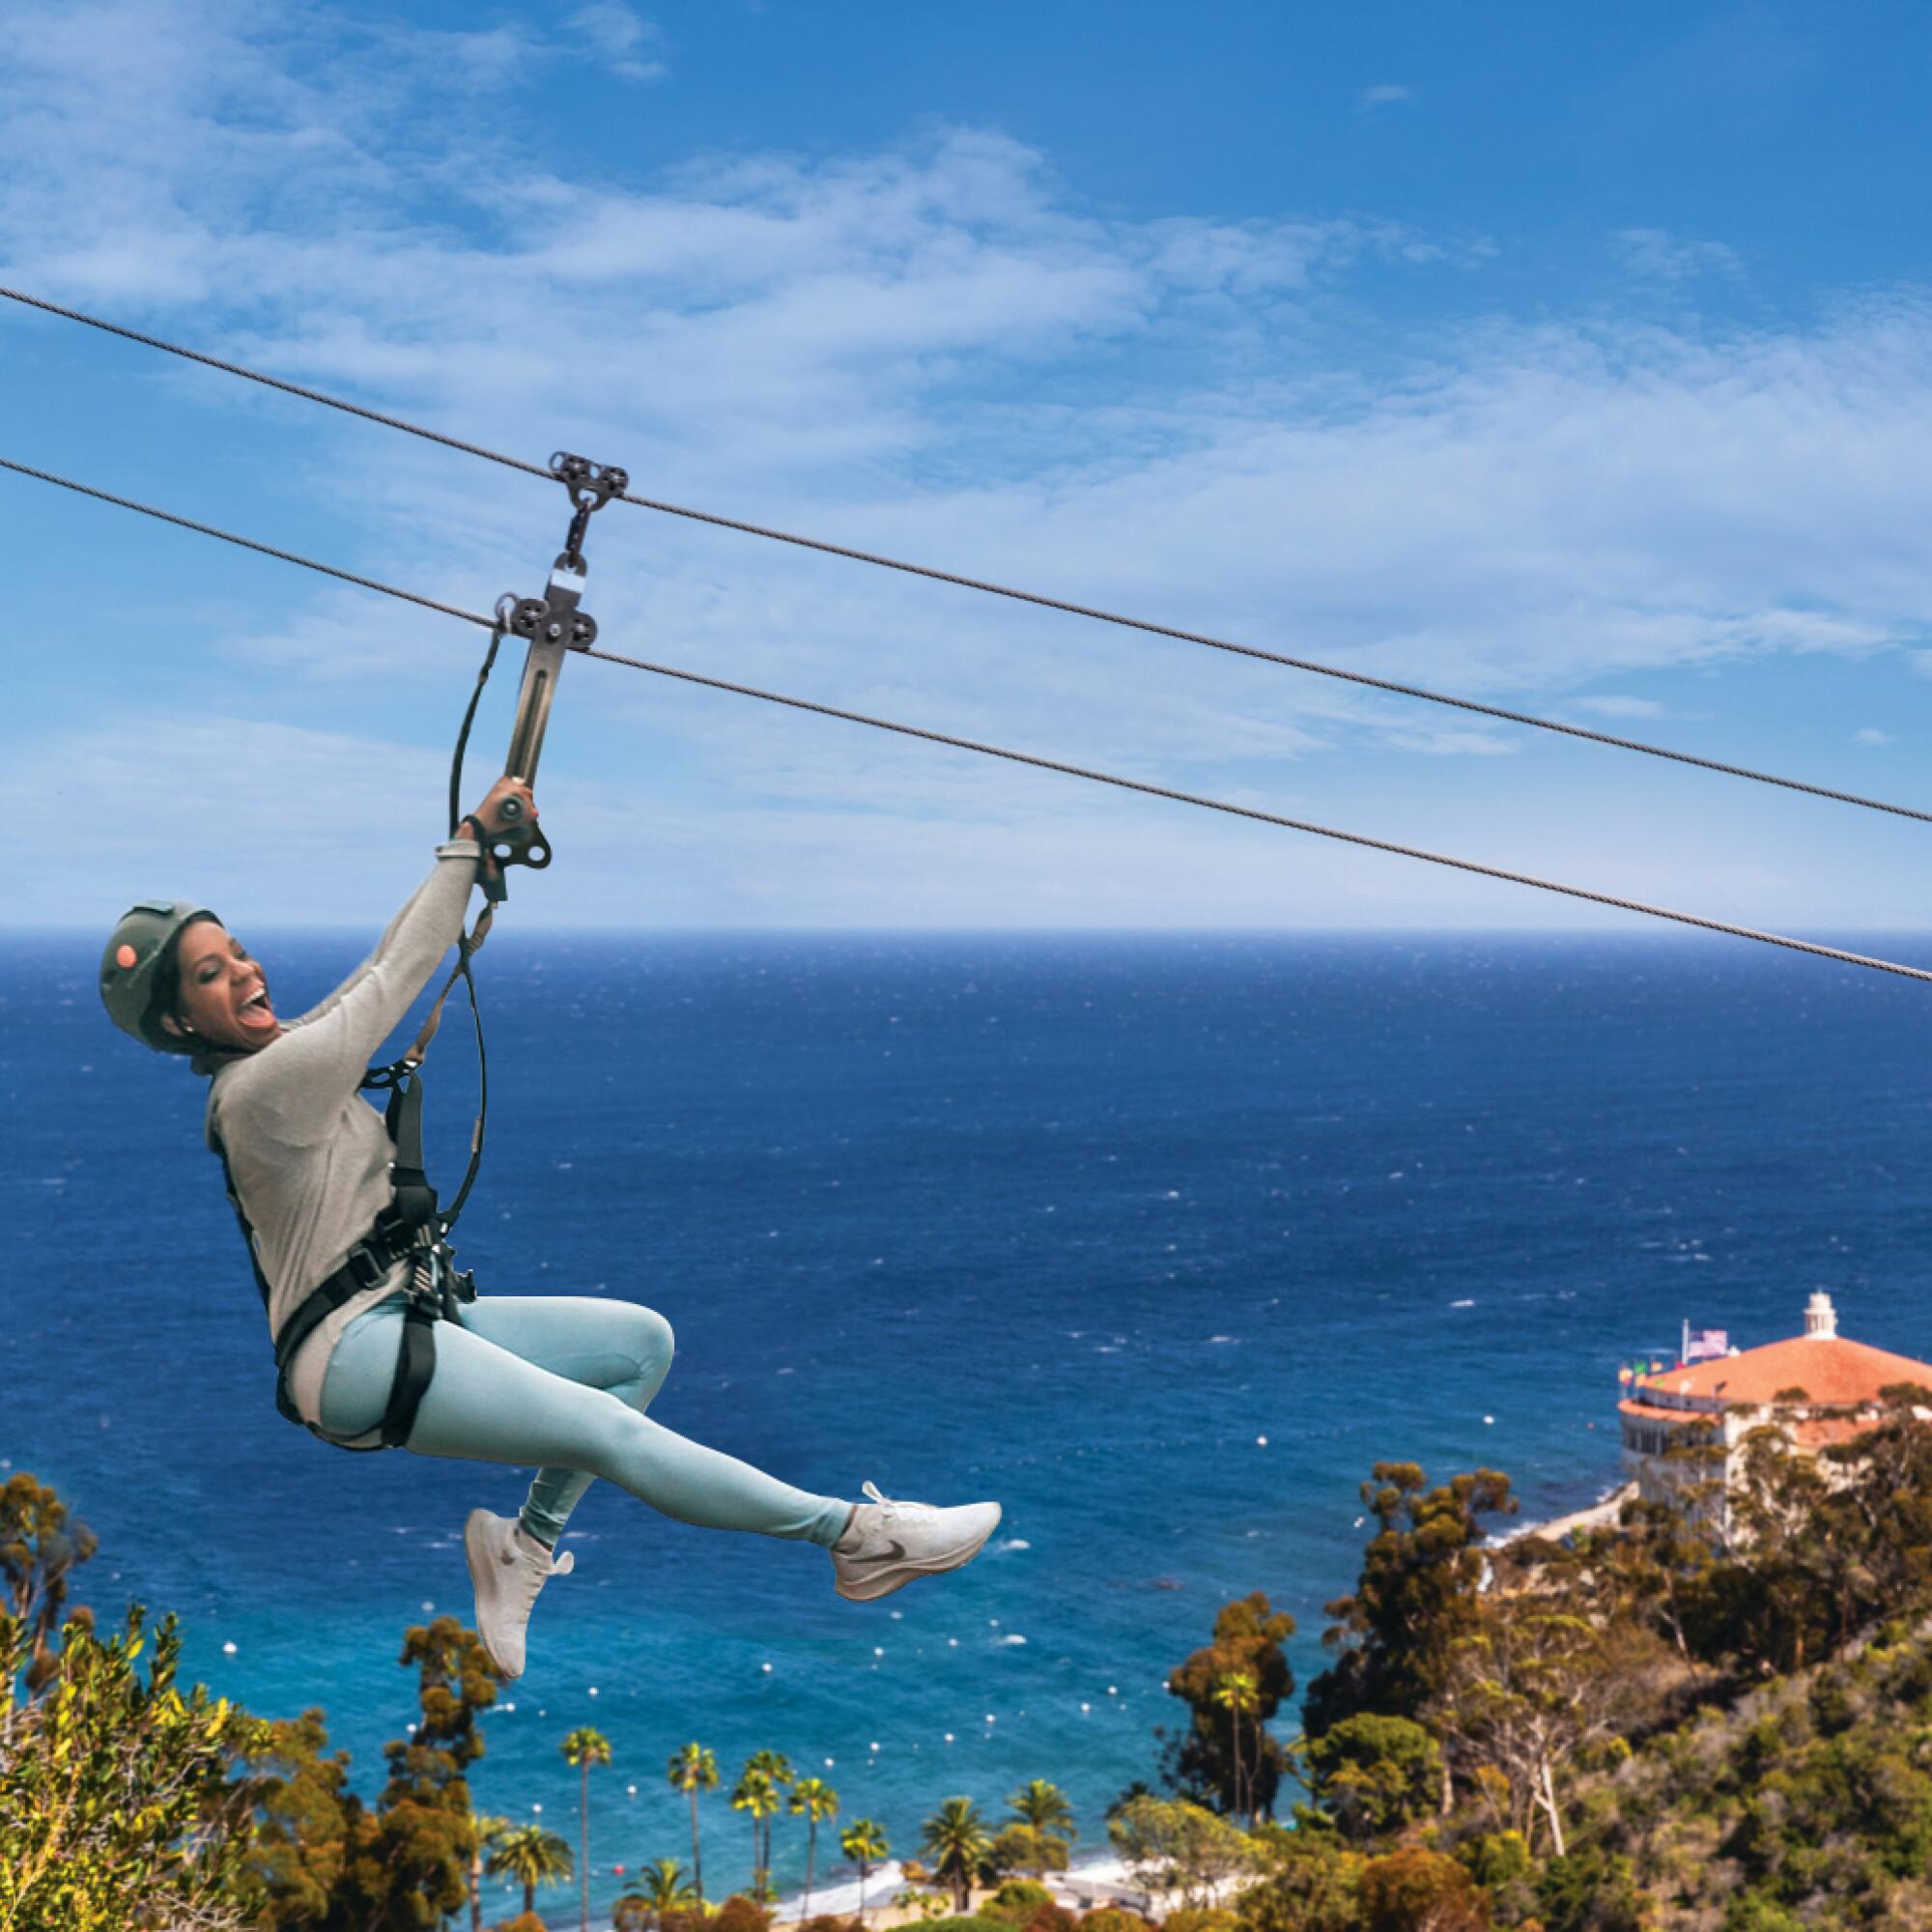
332,1615,502,1928
1592,1482,1723,1659
1212,1672,1261,1825
0,1602,266,1930
1429,1595,1665,1858
561,1725,612,1932
733,1765,781,1902
1163,1594,1295,1818
788,1775,839,1918
614,1856,699,1928
1106,1794,1260,1913
987,1823,1070,1880
228,1706,360,1928
1231,1829,1363,1932
1007,1778,1077,1876
469,1814,512,1932
745,1749,795,1902
921,1796,995,1914
0,1470,99,1697
840,1816,891,1918
669,1741,721,1906
1304,1463,1515,1810
1303,1713,1442,1841
488,1821,575,1919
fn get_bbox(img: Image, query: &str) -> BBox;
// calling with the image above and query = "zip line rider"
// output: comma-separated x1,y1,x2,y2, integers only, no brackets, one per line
99,781,1001,1679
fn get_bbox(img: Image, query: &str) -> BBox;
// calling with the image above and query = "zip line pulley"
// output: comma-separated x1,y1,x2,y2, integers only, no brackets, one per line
478,449,629,901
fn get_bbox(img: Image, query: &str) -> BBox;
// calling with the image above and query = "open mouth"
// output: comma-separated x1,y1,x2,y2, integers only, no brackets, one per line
241,987,274,1024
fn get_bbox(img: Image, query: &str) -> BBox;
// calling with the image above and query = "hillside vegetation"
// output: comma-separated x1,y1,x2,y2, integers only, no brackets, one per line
9,1389,1932,1928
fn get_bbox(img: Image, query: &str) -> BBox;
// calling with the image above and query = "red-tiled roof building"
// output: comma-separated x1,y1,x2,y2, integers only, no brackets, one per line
1618,1293,1932,1529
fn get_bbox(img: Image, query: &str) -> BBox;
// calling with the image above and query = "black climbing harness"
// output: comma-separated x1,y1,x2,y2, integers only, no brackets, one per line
213,450,625,1451
212,1059,474,1450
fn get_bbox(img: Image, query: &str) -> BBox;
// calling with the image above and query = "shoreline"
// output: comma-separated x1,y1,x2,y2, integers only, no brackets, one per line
762,1850,1231,1927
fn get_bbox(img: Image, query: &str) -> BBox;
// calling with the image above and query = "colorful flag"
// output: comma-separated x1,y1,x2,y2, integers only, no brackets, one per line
1683,1327,1729,1363
1618,1366,1634,1383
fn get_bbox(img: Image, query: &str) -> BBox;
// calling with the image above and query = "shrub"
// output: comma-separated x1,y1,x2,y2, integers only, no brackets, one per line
1720,1896,1807,1932
1024,1907,1081,1932
714,1898,773,1932
1082,1912,1156,1932
991,1881,1055,1912
1535,1849,1642,1932
1455,1832,1530,1889
1162,1910,1238,1932
1357,1848,1490,1932
1231,1833,1363,1932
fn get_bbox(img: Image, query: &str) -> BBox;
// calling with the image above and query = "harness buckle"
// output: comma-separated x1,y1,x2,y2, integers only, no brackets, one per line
345,1243,389,1291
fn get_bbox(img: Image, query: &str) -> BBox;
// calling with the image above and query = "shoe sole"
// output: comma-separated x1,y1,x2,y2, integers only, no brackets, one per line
835,1504,1002,1603
464,1510,524,1680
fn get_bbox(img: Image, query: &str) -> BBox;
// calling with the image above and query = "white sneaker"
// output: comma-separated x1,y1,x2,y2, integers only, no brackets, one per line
831,1480,1002,1603
465,1509,574,1679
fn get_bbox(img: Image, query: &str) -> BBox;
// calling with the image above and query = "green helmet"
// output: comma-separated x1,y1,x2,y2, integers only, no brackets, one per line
99,899,220,1052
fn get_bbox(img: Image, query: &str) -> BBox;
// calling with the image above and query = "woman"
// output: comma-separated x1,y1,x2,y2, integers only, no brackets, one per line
99,780,1000,1679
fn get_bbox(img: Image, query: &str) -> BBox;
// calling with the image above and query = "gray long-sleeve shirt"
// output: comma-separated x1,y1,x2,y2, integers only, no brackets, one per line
203,839,482,1434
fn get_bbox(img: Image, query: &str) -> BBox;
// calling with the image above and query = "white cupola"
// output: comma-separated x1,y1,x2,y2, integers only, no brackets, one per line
1804,1291,1838,1340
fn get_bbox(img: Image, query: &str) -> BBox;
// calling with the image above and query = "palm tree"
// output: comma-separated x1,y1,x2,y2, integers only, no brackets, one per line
1007,1780,1076,1878
732,1765,781,1901
746,1749,794,1902
788,1776,839,1918
839,1818,890,1921
561,1727,613,1932
920,1798,992,1916
668,1741,720,1906
1213,1670,1261,1826
487,1821,575,1920
469,1814,512,1932
612,1857,699,1929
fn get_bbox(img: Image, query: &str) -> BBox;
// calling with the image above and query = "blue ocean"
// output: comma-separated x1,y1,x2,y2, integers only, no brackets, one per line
9,929,1932,1923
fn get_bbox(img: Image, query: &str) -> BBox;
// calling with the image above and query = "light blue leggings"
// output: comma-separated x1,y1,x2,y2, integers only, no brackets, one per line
319,1293,853,1550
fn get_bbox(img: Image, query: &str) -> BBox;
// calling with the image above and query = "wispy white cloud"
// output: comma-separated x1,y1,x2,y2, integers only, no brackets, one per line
1855,726,1895,745
1613,227,1744,283
1359,84,1411,109
1572,695,1667,719
565,3,668,83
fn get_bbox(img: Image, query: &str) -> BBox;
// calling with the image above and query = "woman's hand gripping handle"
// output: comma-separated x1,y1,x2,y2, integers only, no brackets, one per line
459,779,541,900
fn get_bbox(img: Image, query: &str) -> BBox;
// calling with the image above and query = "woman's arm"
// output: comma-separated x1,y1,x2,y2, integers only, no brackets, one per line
288,867,455,1031
246,842,482,1138
243,783,534,1143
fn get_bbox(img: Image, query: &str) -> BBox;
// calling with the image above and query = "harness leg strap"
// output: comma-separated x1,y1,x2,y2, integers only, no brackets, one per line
381,1301,440,1449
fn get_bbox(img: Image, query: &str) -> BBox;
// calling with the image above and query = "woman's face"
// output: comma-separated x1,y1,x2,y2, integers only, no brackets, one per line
160,922,279,1054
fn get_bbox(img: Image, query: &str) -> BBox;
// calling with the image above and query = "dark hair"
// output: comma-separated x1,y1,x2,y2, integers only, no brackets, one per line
141,912,224,1056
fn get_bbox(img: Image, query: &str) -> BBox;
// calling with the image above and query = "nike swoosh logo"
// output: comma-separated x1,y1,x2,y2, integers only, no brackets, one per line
846,1541,907,1566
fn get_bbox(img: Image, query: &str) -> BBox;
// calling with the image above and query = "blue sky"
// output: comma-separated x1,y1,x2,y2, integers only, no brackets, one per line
7,0,1932,929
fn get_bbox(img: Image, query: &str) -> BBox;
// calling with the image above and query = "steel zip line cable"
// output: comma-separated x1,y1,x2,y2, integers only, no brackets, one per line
4,279,1927,830
7,446,1931,988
